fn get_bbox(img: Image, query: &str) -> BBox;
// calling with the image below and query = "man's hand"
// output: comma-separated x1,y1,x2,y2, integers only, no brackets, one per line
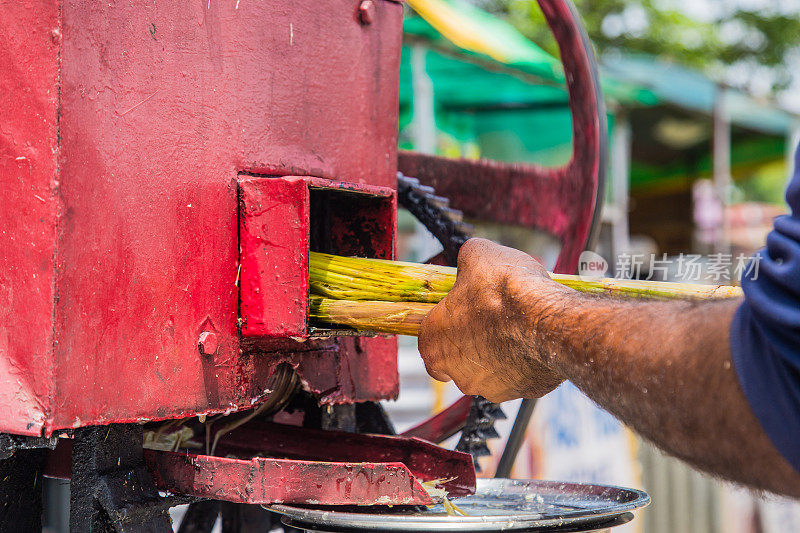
418,239,800,497
418,238,567,403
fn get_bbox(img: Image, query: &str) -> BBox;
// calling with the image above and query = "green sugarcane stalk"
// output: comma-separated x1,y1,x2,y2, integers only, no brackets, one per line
309,296,431,336
308,252,744,335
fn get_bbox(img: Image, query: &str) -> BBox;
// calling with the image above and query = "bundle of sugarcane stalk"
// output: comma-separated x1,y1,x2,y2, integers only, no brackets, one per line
308,252,744,336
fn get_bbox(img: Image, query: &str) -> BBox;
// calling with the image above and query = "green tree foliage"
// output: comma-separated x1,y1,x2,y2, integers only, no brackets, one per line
475,0,800,94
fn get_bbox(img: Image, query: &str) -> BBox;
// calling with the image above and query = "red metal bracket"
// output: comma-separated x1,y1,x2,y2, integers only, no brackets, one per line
145,452,435,506
212,422,476,499
400,395,473,444
46,422,475,506
239,175,396,338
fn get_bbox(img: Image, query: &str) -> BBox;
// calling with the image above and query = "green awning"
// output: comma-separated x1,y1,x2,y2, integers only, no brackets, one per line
401,0,798,194
604,55,797,136
404,1,657,106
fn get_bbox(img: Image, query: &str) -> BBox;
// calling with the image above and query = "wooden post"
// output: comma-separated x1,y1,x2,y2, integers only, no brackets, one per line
608,112,631,274
411,45,436,154
713,84,731,254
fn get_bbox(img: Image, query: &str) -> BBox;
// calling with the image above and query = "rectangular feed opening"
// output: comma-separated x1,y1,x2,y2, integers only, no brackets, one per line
238,175,394,338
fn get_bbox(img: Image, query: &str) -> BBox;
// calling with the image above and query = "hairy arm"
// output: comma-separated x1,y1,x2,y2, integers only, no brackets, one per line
418,238,800,497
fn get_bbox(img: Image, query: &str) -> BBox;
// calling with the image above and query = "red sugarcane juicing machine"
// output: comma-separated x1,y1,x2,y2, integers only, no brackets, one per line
0,1,648,531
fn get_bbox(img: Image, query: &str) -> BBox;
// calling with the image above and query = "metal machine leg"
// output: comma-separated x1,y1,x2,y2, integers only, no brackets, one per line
0,448,46,532
321,404,356,432
221,502,279,532
69,424,173,532
355,402,396,435
177,500,221,533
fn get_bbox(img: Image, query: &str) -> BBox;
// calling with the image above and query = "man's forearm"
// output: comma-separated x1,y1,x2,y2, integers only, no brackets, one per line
527,291,800,497
417,239,800,496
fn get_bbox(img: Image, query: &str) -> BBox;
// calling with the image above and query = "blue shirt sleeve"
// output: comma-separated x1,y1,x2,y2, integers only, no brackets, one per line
731,146,800,473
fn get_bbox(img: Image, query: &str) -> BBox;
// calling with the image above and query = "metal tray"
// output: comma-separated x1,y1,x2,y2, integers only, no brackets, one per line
270,478,650,532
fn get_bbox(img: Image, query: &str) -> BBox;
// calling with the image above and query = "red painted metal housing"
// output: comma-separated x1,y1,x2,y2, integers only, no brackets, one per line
3,0,606,510
0,0,403,437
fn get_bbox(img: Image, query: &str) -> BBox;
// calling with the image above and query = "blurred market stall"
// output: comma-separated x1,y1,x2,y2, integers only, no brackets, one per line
386,2,800,533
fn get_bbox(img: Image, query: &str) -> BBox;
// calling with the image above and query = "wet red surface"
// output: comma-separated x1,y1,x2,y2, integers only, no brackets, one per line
45,422,475,506
1,0,403,435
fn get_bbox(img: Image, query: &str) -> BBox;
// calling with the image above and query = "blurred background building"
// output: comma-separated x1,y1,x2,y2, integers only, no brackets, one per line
382,1,800,533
